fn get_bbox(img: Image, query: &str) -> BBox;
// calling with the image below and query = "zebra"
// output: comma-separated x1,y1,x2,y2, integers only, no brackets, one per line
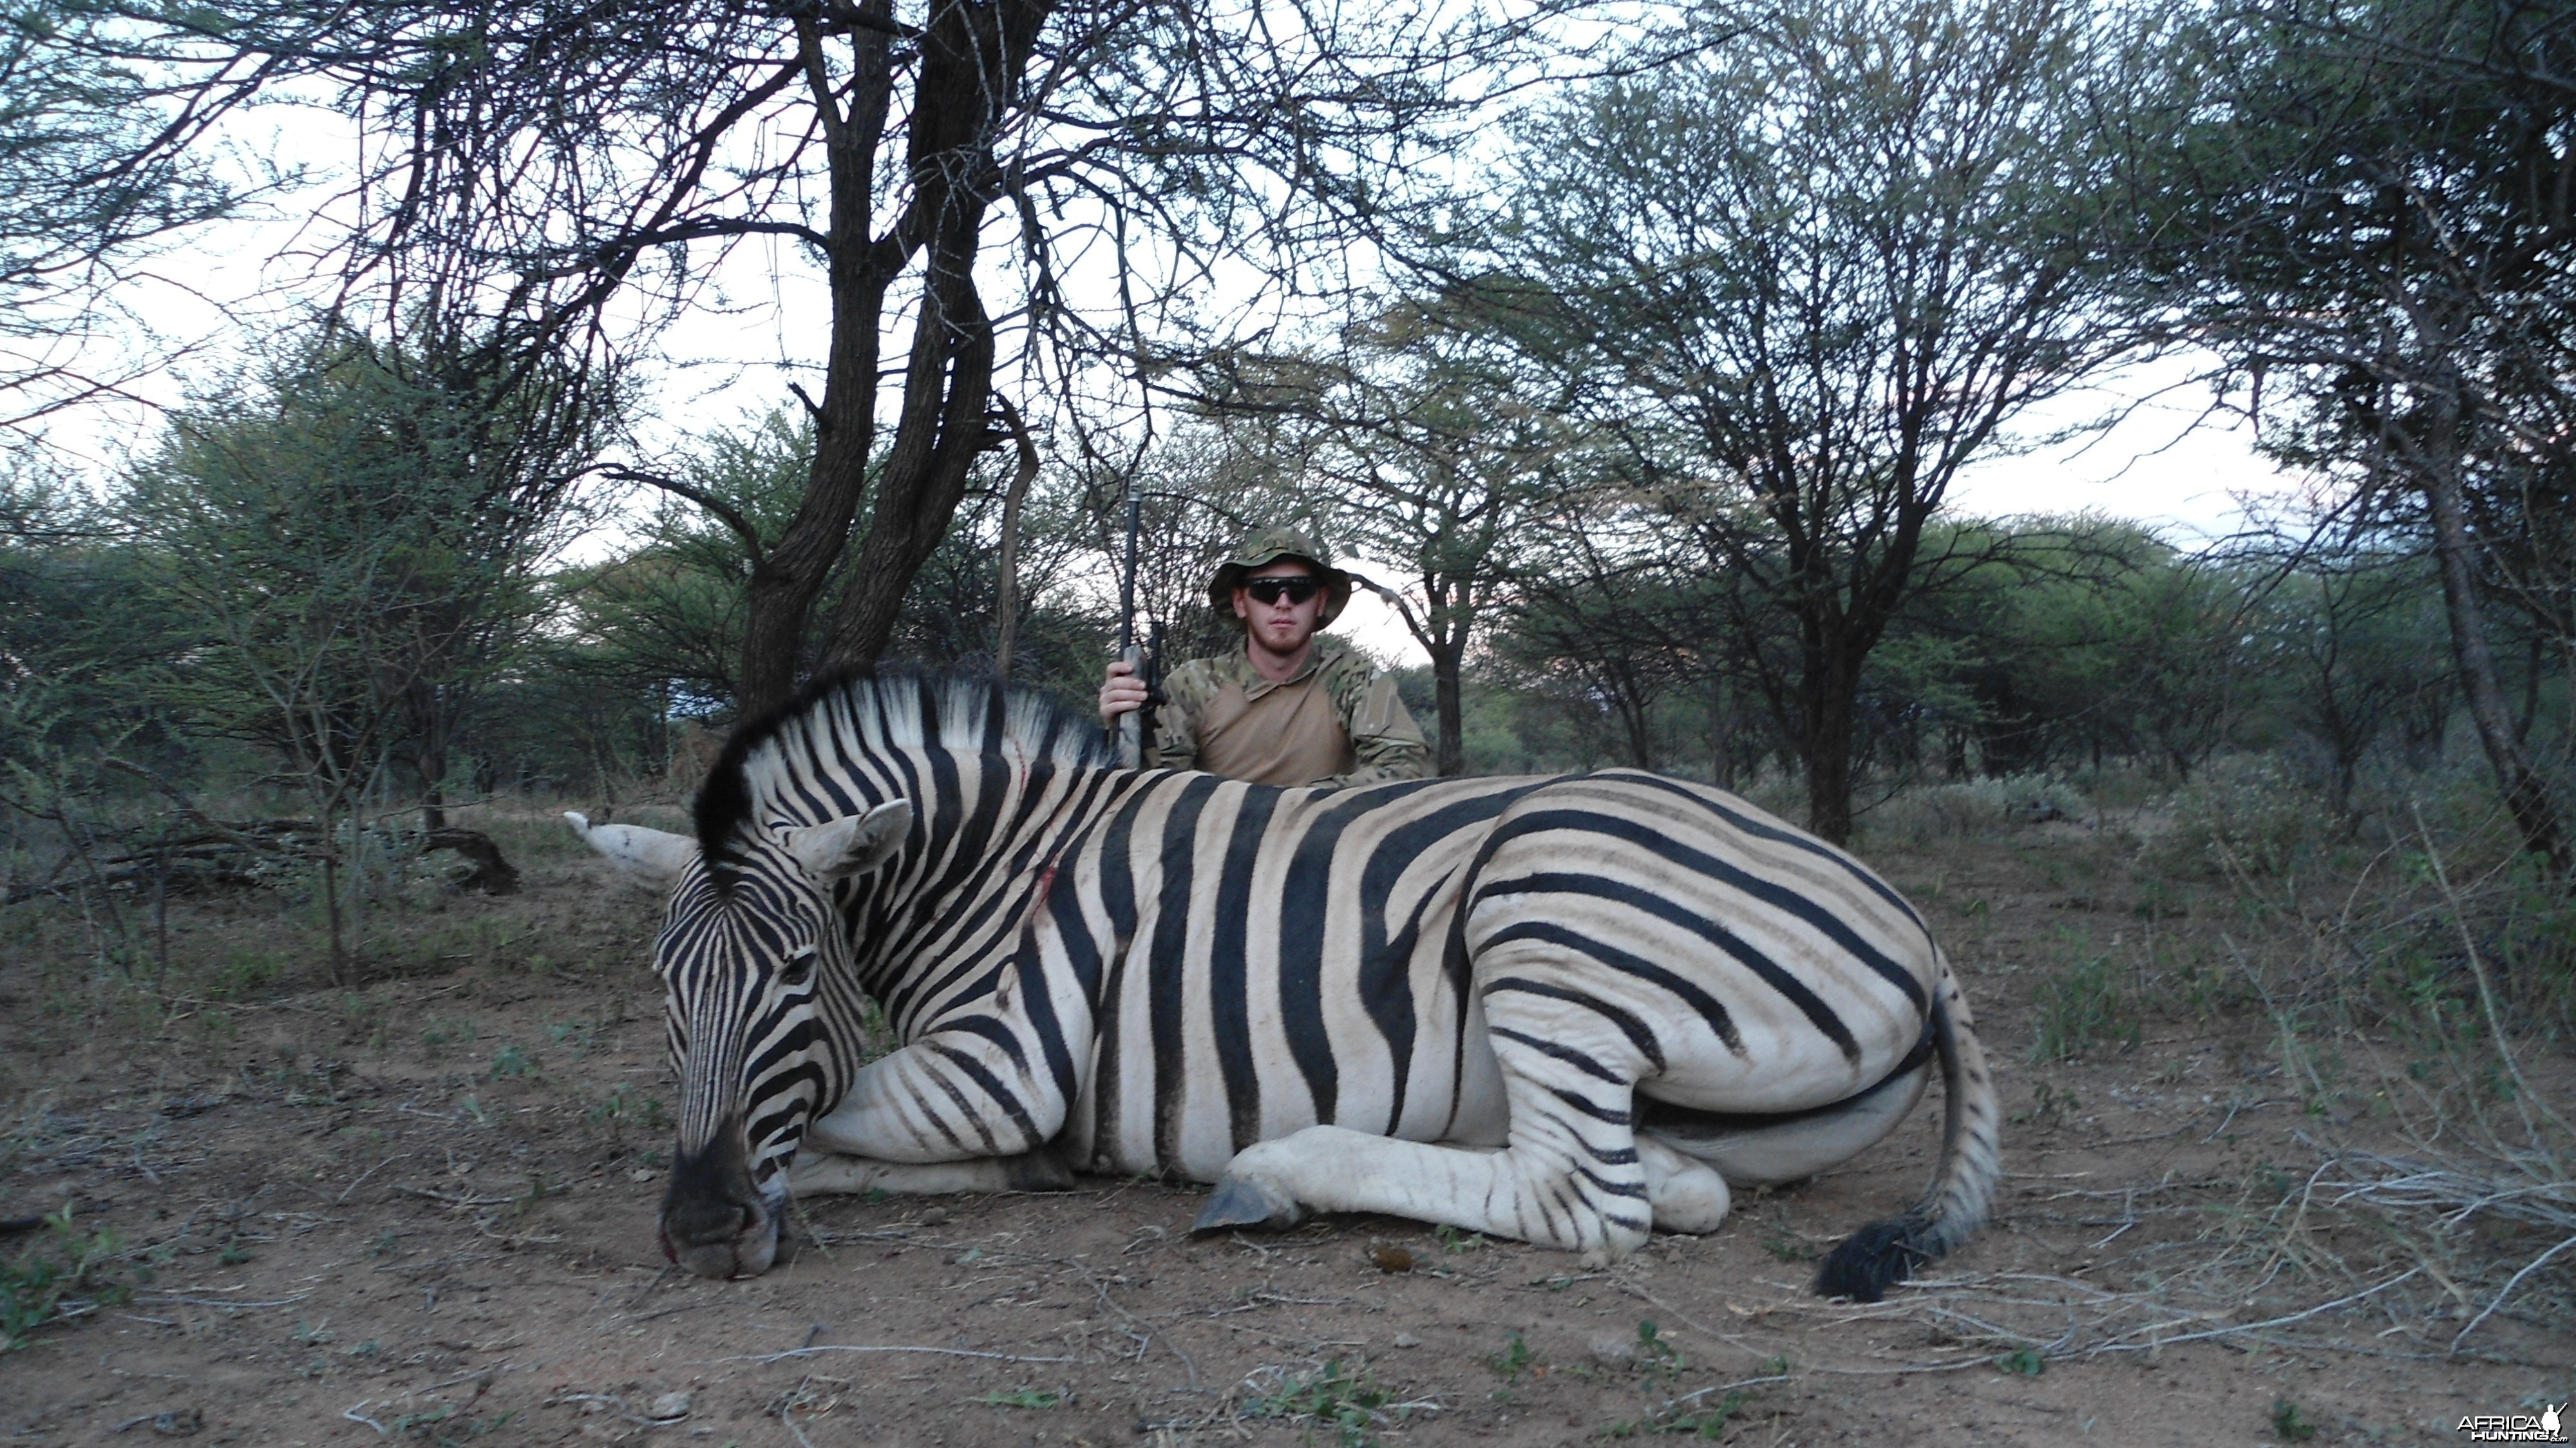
569,669,1999,1299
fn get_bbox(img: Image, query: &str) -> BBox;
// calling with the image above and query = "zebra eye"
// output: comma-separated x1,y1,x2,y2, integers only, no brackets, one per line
777,946,817,988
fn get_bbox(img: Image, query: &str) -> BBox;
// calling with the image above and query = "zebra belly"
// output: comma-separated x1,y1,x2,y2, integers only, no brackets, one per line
1063,971,1508,1181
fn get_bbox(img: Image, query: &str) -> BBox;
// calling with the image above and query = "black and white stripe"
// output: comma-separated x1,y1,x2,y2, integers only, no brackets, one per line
575,669,2000,1297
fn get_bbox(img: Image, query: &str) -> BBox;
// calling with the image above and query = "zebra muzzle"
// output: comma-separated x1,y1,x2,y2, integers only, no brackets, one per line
659,1118,781,1278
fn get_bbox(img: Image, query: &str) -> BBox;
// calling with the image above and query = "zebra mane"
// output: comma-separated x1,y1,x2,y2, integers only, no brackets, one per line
694,666,1114,887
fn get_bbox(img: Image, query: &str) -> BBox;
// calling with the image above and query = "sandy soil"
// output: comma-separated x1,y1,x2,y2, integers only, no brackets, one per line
3,817,2566,1445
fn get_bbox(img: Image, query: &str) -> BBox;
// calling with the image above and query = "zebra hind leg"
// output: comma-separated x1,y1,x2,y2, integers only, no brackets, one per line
1193,1009,1664,1263
1637,1136,1730,1234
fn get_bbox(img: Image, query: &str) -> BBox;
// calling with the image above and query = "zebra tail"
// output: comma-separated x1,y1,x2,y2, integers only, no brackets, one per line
1814,955,2000,1302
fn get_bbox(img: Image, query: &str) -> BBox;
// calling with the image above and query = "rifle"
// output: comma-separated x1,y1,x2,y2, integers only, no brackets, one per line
1110,470,1165,767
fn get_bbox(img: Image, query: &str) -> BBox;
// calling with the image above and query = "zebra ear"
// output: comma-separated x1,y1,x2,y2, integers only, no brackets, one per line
781,801,913,881
565,812,696,891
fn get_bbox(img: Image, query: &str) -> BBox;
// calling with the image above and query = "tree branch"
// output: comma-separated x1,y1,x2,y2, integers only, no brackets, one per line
606,466,767,564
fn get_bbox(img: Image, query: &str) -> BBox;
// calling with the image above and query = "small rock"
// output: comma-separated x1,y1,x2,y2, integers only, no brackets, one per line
1392,1332,1422,1349
648,1391,692,1421
1588,1334,1640,1369
918,1205,949,1226
628,1168,656,1183
1368,1245,1415,1273
149,1409,203,1438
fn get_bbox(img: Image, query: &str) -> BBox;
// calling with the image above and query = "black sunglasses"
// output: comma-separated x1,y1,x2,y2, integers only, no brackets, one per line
1244,576,1322,606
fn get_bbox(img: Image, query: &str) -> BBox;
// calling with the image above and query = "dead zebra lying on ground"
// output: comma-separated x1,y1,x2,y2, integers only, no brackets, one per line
573,669,2000,1297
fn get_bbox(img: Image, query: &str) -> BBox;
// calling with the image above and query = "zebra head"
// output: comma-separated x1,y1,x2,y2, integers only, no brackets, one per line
567,801,913,1278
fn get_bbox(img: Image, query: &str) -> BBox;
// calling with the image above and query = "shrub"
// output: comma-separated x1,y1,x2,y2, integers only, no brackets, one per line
1861,774,2095,848
2141,755,2327,879
2029,949,2138,1062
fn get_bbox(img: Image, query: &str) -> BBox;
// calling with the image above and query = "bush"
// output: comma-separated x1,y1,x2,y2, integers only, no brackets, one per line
2141,755,2329,879
2,1210,143,1351
1860,774,2094,848
2029,949,2139,1062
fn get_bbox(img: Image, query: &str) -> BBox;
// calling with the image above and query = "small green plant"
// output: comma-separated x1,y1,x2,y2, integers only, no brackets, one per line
422,1016,479,1051
1993,1347,2045,1376
1760,1226,1816,1262
1603,1388,1754,1439
1242,1360,1394,1447
488,1044,536,1080
212,950,283,998
1486,1333,1535,1383
2009,1077,2092,1123
544,1020,596,1057
2,1209,142,1351
218,1243,252,1266
351,1339,383,1359
2270,1398,2316,1441
979,1388,1065,1409
1635,1319,1682,1382
2028,949,2138,1063
1434,1224,1486,1253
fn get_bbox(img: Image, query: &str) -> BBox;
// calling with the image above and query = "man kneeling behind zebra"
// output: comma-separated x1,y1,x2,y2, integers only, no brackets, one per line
570,671,2000,1299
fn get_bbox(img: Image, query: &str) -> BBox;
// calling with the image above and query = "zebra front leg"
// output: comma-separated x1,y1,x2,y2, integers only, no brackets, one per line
1195,1006,1672,1262
787,1147,1075,1198
802,1016,1072,1167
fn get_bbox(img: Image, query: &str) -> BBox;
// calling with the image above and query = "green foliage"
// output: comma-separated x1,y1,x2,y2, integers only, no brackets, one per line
1434,1224,1486,1253
0,2,242,416
2,1209,142,1351
1241,1360,1395,1447
1760,1226,1817,1263
2143,756,2329,879
1634,1319,1682,1381
1485,1333,1535,1382
1993,1348,2046,1376
1861,774,2094,848
2270,1399,2316,1442
979,1388,1065,1409
556,410,817,712
2029,949,2139,1063
1602,1390,1753,1439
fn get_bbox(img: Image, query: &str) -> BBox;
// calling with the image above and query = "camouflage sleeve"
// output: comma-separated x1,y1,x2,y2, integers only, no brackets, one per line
1327,669,1433,786
1147,659,1218,772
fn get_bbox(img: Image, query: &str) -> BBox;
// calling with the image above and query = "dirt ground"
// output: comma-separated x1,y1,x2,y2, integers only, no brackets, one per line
3,810,2567,1445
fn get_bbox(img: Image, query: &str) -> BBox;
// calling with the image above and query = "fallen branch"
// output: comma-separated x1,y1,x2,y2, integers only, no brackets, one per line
721,1343,1084,1366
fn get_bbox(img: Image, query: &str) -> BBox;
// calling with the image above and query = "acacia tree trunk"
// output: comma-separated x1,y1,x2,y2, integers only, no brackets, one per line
1797,647,1862,846
1426,578,1472,777
732,0,1048,716
1432,659,1465,776
2420,395,2569,875
407,680,449,830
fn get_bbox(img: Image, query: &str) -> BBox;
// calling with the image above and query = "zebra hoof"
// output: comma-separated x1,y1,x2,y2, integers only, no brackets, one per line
1191,1177,1303,1234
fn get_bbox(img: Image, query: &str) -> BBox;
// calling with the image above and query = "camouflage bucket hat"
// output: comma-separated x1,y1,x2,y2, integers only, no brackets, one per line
1207,526,1352,630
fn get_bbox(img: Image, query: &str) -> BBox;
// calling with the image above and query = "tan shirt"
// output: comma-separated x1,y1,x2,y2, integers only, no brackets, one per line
1191,671,1356,786
1150,636,1432,788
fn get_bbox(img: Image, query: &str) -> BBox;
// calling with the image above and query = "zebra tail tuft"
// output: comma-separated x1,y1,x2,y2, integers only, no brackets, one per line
1814,951,2000,1302
1814,1212,1929,1302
